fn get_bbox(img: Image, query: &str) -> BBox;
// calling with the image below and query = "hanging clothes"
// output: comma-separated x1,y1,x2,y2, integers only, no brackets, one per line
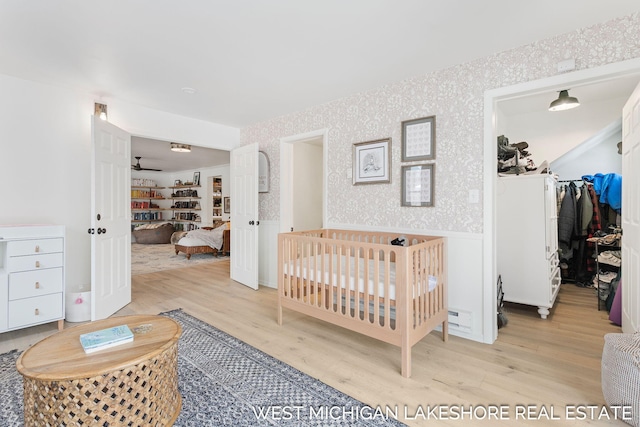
580,184,593,237
558,183,576,247
582,173,622,213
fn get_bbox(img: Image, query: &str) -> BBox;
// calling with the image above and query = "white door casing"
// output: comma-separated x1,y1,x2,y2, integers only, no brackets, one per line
91,116,132,320
279,129,328,233
621,81,640,333
230,143,259,290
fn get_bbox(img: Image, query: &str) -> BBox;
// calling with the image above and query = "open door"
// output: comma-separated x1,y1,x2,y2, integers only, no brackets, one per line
90,116,132,320
621,81,640,333
230,143,259,290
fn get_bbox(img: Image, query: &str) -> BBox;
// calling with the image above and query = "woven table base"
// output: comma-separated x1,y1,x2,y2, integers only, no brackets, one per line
22,340,181,426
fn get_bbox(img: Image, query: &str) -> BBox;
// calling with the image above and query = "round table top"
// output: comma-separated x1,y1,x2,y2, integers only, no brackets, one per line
16,314,181,381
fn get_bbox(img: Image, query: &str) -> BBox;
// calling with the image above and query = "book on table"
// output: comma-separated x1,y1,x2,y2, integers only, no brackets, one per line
79,325,134,354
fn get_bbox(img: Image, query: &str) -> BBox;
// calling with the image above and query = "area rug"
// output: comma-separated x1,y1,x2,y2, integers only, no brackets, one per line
0,310,405,426
131,243,228,275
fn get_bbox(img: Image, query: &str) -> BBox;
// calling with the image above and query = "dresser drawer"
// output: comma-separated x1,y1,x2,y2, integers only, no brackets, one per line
8,293,63,329
7,238,63,256
7,253,63,273
9,268,63,300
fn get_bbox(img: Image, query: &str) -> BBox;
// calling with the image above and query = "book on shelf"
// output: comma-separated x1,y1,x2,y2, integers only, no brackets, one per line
79,324,134,354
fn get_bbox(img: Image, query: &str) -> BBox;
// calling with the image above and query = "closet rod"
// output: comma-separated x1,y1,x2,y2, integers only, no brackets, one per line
557,179,587,183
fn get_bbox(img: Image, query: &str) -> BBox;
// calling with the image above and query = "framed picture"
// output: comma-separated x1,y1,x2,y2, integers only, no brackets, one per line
402,115,436,161
193,171,200,186
258,151,269,193
401,164,435,207
352,138,391,185
223,197,230,213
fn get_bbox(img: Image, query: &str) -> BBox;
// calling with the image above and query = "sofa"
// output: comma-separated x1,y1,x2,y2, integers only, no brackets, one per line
132,222,175,244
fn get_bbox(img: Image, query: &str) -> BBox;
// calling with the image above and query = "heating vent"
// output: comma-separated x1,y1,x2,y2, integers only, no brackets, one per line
448,308,472,333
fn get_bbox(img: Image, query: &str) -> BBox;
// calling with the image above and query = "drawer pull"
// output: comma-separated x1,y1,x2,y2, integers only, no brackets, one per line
35,308,40,316
35,245,40,253
35,261,40,268
35,282,40,289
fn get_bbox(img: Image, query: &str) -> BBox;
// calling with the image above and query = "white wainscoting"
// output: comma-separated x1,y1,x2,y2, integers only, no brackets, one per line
259,221,485,343
258,220,280,289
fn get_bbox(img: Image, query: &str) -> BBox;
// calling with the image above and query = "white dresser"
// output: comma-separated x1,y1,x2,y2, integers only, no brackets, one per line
0,225,65,332
497,174,561,319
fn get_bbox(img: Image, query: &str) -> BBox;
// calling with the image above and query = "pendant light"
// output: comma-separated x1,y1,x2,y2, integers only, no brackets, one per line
548,90,580,111
170,143,191,153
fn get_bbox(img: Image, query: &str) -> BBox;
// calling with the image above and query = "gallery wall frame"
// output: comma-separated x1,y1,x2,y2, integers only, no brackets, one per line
352,138,391,185
401,115,436,161
401,163,435,207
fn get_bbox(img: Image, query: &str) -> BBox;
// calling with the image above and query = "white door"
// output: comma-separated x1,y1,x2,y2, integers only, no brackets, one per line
91,116,132,320
230,143,259,290
622,81,640,333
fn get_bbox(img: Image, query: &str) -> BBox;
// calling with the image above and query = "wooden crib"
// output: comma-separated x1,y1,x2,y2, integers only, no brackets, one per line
277,229,447,378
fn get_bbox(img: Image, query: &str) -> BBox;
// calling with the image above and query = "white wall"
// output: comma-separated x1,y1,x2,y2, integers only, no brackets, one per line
550,121,622,180
292,142,323,231
0,75,93,291
0,73,239,295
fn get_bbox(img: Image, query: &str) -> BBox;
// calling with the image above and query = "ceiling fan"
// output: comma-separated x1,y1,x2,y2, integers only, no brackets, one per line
132,156,162,172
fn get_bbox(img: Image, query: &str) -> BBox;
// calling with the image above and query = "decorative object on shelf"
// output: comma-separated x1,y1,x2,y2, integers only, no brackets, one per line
174,180,182,186
224,197,231,214
258,151,270,193
352,138,391,185
548,89,580,111
401,163,434,207
170,143,191,152
193,171,200,186
402,115,435,161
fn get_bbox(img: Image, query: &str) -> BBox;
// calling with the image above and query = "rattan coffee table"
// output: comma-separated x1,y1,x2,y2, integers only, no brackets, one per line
16,315,182,426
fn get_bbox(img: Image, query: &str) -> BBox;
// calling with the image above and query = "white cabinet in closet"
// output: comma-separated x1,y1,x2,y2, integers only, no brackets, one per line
497,174,560,319
0,225,65,333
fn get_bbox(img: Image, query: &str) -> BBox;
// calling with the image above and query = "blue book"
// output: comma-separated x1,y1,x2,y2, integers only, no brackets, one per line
79,325,134,354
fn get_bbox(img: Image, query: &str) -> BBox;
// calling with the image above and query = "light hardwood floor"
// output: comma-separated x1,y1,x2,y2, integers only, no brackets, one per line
2,261,627,426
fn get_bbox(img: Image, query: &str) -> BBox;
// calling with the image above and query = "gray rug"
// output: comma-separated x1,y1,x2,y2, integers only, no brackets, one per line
0,310,405,426
131,243,228,275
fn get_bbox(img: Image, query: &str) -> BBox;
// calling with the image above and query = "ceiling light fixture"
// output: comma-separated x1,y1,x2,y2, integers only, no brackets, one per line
170,143,191,153
548,89,580,111
181,87,196,94
94,102,108,120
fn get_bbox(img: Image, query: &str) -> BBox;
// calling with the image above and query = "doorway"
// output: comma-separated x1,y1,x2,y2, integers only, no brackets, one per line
130,137,231,275
483,58,640,342
280,129,328,233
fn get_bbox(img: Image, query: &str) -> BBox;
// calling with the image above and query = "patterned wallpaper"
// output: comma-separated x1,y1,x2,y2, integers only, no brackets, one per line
241,13,640,234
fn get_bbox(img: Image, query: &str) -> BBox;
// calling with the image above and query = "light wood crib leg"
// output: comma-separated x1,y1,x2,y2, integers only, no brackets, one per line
442,320,449,342
401,340,411,378
277,301,283,326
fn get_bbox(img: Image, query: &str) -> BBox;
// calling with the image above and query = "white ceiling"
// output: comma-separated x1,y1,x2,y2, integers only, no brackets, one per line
131,137,229,173
2,2,639,171
2,1,639,129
